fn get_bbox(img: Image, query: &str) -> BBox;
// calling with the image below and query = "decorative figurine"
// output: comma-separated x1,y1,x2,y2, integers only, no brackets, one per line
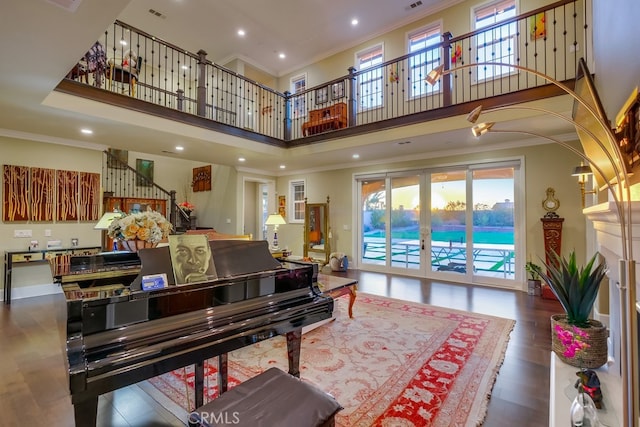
575,369,603,409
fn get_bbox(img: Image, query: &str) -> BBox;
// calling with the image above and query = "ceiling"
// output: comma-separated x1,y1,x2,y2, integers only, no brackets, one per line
0,0,576,175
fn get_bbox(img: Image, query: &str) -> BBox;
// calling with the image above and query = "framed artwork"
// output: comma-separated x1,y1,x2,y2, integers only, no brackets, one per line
107,148,128,169
529,12,546,40
278,195,286,219
168,234,217,285
331,81,345,100
192,165,212,192
136,159,154,187
315,86,329,105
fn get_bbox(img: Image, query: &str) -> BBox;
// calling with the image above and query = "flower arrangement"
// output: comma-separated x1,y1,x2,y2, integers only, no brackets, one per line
107,210,172,244
178,201,195,214
554,324,590,359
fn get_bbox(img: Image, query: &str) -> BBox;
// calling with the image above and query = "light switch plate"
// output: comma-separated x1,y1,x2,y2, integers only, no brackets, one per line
14,229,32,238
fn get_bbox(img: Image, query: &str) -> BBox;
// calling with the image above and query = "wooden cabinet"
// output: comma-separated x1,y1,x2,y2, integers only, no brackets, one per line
104,197,167,216
302,103,347,136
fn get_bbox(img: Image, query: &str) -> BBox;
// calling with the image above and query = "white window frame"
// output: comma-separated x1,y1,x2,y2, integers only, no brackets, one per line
407,22,442,98
471,0,518,83
289,179,306,223
355,43,384,111
290,73,307,119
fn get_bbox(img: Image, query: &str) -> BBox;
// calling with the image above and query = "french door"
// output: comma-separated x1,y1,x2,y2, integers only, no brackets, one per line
357,160,521,287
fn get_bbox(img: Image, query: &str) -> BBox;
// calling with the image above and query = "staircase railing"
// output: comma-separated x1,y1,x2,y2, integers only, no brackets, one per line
66,0,588,143
101,150,184,229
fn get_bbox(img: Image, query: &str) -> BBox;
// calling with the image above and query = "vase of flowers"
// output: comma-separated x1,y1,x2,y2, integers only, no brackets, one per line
540,250,608,368
178,201,195,217
107,210,172,251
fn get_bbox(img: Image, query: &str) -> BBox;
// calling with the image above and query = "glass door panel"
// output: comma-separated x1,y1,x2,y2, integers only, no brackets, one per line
430,171,467,275
390,175,421,269
361,178,386,266
471,168,515,279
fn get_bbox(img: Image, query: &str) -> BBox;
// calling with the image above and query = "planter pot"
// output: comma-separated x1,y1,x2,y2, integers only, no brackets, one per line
527,279,541,296
119,240,157,252
550,314,607,369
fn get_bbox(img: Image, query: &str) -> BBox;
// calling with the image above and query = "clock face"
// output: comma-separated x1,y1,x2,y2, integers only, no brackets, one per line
542,188,560,212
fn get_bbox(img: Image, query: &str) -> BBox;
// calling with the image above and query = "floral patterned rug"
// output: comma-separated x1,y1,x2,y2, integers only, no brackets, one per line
142,293,515,426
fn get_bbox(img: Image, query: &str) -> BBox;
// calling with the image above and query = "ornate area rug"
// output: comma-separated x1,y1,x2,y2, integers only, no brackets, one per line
142,293,515,426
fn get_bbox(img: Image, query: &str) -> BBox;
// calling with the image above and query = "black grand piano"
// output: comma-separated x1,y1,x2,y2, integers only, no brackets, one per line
62,240,332,426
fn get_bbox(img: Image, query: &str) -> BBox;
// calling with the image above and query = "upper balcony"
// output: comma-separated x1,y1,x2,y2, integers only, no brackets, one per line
52,0,590,171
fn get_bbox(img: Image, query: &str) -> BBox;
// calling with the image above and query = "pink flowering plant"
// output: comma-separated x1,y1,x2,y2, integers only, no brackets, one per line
555,324,590,359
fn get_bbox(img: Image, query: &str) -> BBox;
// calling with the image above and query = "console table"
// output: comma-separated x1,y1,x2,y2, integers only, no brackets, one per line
3,246,101,304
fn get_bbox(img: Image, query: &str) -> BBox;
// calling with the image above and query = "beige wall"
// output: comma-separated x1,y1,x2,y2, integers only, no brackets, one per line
276,0,562,90
0,138,240,295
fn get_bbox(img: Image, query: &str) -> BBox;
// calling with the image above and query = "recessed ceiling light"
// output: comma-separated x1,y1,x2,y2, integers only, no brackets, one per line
279,165,286,169
181,65,188,70
279,53,286,59
352,154,360,159
175,145,184,151
238,29,245,36
80,128,93,135
238,157,246,162
119,39,127,46
351,18,359,26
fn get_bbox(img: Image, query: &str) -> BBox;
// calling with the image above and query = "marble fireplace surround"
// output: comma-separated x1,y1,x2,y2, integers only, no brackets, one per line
549,201,640,425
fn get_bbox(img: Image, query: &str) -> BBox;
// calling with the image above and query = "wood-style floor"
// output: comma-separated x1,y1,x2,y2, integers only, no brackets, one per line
0,270,562,426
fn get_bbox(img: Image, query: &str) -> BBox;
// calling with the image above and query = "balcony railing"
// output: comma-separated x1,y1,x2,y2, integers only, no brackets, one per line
63,0,588,144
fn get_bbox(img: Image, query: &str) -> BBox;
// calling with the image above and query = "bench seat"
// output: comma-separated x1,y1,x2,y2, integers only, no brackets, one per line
188,367,342,427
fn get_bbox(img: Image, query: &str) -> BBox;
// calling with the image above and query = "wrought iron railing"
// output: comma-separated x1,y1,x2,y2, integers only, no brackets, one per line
66,0,588,143
101,150,183,228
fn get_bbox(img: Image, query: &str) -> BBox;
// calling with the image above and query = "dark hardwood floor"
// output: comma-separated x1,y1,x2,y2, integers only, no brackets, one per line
0,270,561,426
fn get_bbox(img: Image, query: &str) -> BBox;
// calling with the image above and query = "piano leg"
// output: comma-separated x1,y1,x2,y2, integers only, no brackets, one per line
194,361,204,408
73,397,97,426
286,328,302,377
218,353,228,395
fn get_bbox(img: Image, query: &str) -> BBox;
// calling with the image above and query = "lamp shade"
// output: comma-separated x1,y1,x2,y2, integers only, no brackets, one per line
94,211,123,230
572,164,593,176
471,122,494,137
265,213,286,226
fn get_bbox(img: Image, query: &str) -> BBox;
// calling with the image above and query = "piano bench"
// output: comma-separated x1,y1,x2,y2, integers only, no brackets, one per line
187,367,342,427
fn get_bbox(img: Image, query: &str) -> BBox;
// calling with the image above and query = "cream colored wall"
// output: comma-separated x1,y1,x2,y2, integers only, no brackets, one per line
276,0,561,90
0,139,241,295
275,140,586,281
0,138,103,292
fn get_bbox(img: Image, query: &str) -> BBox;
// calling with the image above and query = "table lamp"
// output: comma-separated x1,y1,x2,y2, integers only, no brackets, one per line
265,213,286,250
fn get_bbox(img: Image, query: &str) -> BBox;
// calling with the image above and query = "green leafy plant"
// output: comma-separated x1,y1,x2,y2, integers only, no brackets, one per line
538,251,607,327
525,261,542,280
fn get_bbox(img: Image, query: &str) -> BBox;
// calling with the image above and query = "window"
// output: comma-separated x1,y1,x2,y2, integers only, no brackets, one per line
356,44,384,110
408,24,442,97
291,74,307,118
473,0,517,81
289,180,306,223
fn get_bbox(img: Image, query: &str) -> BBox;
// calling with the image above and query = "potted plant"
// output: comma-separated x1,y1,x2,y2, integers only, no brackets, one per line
538,250,608,368
525,261,542,295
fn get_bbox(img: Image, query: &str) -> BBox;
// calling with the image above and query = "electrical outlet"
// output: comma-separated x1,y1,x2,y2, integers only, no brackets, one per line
14,229,32,238
569,43,579,53
45,229,52,237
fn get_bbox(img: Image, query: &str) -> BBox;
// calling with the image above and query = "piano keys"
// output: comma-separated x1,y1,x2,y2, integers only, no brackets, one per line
63,240,333,427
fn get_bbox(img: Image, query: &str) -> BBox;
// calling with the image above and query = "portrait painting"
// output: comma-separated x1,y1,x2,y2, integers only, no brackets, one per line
168,234,217,285
136,158,154,187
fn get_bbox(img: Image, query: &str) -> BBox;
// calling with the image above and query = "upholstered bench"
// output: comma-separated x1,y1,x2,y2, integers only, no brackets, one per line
187,367,342,427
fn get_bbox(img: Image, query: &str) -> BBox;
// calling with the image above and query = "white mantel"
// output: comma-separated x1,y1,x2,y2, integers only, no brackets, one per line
574,200,640,425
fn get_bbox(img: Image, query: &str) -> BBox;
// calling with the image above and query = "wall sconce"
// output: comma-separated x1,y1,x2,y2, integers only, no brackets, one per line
265,213,286,250
571,162,597,208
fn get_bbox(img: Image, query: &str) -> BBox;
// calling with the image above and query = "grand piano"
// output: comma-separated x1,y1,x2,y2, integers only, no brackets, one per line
62,240,333,426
